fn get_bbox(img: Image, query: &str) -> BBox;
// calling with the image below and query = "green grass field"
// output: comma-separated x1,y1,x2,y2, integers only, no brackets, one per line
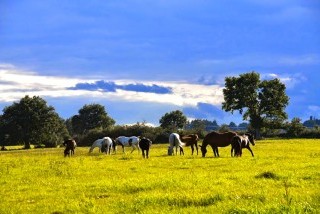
1,139,319,214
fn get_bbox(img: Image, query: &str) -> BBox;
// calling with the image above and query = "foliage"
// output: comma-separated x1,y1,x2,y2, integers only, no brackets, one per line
303,117,320,128
186,119,219,131
159,110,187,131
285,118,306,138
222,71,289,138
0,95,69,148
0,139,319,213
77,123,169,146
69,104,115,135
218,124,231,132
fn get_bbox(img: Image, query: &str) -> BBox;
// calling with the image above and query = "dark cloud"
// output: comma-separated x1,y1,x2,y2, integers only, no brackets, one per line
69,80,172,94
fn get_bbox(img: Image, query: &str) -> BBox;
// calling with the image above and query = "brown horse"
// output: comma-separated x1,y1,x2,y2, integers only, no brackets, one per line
200,131,237,157
180,134,199,155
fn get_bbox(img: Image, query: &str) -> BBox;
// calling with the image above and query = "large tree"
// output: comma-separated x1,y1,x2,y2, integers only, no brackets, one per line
70,104,115,135
159,110,187,131
222,72,289,138
1,95,69,148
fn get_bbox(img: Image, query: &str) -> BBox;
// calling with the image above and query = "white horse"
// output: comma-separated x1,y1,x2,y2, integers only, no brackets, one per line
168,133,185,156
115,136,140,153
89,137,114,154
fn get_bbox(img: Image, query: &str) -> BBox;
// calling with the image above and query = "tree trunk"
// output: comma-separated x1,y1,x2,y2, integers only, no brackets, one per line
255,129,262,140
24,142,31,149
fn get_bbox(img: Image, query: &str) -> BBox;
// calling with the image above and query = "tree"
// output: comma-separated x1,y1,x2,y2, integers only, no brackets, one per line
70,104,115,135
159,110,187,131
222,72,289,138
228,122,237,129
1,95,69,148
286,117,305,137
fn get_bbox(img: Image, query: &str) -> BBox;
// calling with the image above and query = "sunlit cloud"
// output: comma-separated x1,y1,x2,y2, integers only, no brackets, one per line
0,65,224,107
262,73,307,90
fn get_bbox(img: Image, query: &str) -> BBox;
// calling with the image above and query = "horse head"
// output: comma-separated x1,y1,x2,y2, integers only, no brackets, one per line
245,133,255,146
199,144,207,157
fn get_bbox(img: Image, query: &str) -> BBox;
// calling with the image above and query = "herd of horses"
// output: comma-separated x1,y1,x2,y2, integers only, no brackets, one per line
63,131,255,158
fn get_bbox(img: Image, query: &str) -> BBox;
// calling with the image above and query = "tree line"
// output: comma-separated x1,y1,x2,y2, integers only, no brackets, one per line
1,71,315,149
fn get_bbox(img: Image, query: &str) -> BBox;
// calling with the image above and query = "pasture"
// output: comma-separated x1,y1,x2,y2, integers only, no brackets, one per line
0,139,319,213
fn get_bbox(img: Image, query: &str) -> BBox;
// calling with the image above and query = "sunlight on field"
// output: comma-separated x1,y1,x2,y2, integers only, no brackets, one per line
0,139,320,213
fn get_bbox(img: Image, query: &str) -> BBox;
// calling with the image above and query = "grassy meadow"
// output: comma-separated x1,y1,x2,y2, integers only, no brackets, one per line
0,139,320,214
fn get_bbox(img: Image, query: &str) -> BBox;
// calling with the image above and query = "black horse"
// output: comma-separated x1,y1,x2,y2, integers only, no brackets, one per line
139,137,152,158
63,139,77,157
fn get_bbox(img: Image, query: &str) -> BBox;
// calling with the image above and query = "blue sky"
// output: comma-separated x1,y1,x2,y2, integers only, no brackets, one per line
0,0,319,126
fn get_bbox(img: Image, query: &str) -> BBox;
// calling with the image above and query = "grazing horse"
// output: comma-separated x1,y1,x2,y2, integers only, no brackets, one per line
200,131,237,157
115,136,140,153
180,134,199,155
63,139,77,157
89,137,114,155
139,137,152,158
233,133,255,157
168,133,185,156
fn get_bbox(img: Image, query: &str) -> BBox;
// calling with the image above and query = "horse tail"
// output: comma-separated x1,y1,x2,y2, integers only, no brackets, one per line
176,135,185,147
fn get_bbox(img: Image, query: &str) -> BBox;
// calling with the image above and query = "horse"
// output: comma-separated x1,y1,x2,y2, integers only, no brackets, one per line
168,133,185,156
232,133,255,157
200,131,237,157
180,134,199,155
139,137,152,158
63,139,77,157
115,136,140,153
89,137,114,155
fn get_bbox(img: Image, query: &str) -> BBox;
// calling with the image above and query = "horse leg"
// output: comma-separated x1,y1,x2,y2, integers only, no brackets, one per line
191,144,194,155
89,146,94,153
180,146,184,155
142,150,145,158
212,146,217,157
122,145,125,154
146,149,149,158
195,143,198,155
247,146,254,157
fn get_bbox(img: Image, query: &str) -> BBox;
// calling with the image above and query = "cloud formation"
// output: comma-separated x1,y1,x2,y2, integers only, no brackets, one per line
70,80,172,94
0,65,224,108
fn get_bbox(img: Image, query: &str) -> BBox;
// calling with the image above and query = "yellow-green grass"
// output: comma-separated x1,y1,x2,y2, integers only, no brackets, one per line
0,139,319,213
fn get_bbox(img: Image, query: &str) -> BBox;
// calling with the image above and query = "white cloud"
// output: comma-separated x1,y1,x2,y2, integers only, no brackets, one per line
278,55,320,66
308,105,320,112
0,65,224,107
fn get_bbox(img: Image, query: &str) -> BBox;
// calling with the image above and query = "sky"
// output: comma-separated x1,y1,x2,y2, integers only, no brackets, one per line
0,0,319,126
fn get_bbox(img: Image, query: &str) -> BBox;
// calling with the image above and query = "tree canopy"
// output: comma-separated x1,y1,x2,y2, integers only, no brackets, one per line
222,71,289,138
70,104,115,135
159,110,187,131
0,95,69,148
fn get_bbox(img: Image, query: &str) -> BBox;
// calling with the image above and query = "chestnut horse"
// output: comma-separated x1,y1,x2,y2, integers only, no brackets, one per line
200,131,237,157
180,134,199,155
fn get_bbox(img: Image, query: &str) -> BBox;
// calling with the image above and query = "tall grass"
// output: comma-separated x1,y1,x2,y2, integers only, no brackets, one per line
0,139,319,213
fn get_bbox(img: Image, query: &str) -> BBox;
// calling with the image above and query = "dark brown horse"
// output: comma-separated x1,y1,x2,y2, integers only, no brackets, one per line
200,131,237,157
180,134,199,155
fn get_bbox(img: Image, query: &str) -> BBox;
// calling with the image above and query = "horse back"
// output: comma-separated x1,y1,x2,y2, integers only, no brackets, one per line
181,134,199,146
203,131,237,147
